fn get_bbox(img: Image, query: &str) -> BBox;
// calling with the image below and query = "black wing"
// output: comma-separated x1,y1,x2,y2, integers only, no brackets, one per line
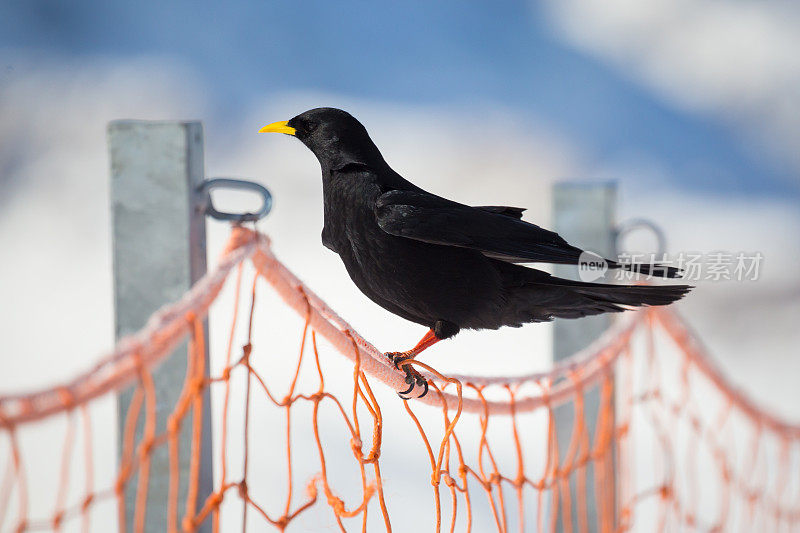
375,190,682,277
375,190,584,264
475,205,526,219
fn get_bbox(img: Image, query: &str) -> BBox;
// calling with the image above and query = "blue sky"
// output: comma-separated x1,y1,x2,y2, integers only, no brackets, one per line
1,7,799,527
1,0,798,198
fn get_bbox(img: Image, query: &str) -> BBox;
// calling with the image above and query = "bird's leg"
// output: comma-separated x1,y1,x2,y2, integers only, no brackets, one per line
386,329,440,399
387,329,440,367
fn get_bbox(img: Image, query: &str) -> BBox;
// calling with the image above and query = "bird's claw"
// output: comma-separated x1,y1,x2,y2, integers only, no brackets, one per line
386,352,429,399
398,378,415,397
397,369,428,400
386,351,411,370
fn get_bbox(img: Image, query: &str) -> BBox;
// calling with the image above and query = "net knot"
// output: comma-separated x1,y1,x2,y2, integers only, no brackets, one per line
327,494,346,515
305,478,319,500
190,376,205,396
56,387,75,409
225,225,263,255
52,511,64,528
538,383,551,408
350,437,363,456
132,350,145,374
659,485,672,500
140,437,155,456
239,343,253,366
489,473,502,485
237,480,248,499
82,494,94,509
619,507,632,526
309,391,325,403
167,414,181,434
19,398,34,418
208,490,224,508
182,517,196,531
720,464,731,483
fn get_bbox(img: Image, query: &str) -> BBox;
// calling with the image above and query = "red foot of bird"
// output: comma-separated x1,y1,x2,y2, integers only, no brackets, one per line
385,329,441,399
386,352,428,399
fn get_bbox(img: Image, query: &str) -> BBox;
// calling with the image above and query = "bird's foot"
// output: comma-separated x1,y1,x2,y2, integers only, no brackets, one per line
398,365,428,400
385,352,429,399
386,351,414,369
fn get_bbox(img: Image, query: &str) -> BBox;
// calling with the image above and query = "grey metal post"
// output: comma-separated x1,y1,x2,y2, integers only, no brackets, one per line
552,182,617,532
109,121,213,532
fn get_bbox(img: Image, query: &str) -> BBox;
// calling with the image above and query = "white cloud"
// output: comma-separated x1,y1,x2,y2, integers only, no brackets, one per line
1,52,798,531
540,0,800,177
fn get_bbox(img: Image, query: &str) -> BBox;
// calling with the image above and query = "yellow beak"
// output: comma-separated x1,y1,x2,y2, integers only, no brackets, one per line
259,120,296,136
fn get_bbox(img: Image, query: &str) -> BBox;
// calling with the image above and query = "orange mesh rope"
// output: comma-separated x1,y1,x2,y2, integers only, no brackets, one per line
0,226,798,532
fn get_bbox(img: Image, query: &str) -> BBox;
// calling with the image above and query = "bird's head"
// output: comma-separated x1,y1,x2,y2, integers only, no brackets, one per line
259,108,385,170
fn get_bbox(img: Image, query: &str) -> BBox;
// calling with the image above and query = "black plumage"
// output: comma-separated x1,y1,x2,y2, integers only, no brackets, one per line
261,108,691,397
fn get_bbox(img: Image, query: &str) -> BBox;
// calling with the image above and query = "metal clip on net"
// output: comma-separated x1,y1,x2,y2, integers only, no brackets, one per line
198,178,272,223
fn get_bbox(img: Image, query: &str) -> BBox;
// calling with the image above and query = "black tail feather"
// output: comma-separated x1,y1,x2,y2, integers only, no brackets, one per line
492,261,692,327
570,283,692,308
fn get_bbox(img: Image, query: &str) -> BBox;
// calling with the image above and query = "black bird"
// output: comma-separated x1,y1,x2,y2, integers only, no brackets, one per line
260,108,691,398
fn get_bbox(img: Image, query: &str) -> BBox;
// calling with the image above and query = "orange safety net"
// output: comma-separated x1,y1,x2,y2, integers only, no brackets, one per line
1,226,799,532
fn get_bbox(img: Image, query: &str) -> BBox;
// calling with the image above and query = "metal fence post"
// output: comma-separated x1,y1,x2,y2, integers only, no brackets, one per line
552,182,617,532
109,120,213,532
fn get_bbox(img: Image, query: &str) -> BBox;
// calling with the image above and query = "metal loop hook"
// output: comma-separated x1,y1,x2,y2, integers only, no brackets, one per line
197,178,272,223
615,218,667,257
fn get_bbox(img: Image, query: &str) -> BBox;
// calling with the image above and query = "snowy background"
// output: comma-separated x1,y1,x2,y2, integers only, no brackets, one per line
1,1,799,531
